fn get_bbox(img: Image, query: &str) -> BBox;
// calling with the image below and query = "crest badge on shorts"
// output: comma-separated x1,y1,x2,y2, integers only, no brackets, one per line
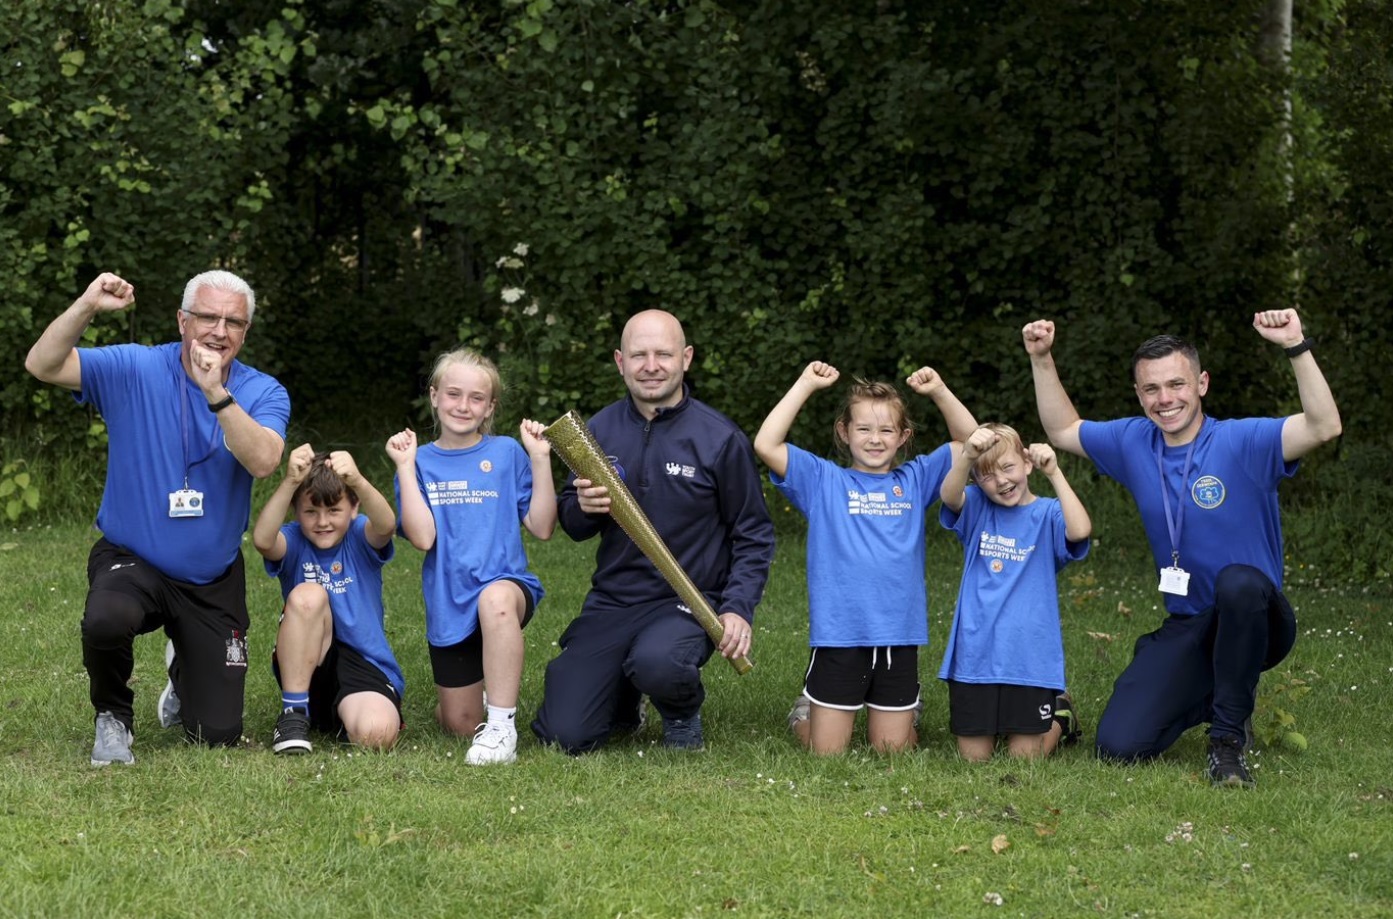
225,631,248,668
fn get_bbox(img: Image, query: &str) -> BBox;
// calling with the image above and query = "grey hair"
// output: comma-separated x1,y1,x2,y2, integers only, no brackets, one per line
182,270,256,322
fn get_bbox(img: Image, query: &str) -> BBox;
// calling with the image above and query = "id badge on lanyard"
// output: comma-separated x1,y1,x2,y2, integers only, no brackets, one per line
1155,436,1197,597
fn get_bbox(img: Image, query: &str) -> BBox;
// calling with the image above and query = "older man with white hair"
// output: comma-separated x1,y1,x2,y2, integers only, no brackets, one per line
26,270,289,765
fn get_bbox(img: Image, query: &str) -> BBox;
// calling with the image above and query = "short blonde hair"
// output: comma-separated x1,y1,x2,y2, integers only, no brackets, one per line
971,422,1027,481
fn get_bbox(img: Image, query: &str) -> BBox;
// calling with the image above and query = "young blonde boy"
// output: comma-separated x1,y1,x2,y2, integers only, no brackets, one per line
938,424,1091,761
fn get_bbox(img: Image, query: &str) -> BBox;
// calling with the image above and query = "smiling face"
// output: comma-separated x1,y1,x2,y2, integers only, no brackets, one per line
177,286,250,375
615,310,692,417
430,362,497,449
294,491,358,550
1134,352,1209,445
836,398,910,475
975,443,1036,508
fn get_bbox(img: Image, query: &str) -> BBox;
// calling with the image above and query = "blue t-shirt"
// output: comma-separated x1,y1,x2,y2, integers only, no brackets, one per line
1080,416,1295,616
772,443,954,647
938,488,1088,689
265,516,403,697
396,437,544,647
75,342,290,584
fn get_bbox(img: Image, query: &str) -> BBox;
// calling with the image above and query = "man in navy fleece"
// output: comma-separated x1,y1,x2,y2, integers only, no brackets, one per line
532,310,775,753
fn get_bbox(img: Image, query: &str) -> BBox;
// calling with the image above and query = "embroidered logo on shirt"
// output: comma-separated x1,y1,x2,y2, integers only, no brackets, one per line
1191,475,1225,509
665,462,696,478
480,460,493,473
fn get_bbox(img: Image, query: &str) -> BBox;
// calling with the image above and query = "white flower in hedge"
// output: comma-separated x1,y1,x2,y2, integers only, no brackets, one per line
501,287,525,303
514,242,529,256
524,300,539,316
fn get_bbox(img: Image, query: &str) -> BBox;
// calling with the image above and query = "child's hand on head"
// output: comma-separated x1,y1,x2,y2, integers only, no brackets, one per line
327,450,361,486
962,426,1000,462
286,443,315,484
1028,443,1057,475
519,419,551,458
1021,320,1055,356
906,366,945,396
800,361,839,390
385,429,417,466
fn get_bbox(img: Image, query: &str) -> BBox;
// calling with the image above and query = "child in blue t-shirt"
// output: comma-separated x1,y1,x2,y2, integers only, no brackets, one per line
387,348,556,766
754,360,977,755
252,445,403,755
939,423,1091,761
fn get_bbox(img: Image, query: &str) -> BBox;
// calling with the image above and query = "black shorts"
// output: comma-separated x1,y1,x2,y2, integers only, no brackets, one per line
948,681,1057,736
274,640,402,738
429,578,537,688
802,645,920,711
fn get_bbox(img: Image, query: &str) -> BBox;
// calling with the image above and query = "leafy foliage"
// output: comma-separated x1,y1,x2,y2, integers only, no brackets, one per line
2,0,1384,464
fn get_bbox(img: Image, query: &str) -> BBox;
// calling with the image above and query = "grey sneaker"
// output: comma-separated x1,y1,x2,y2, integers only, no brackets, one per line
662,713,704,750
157,639,181,729
787,696,810,732
92,711,134,767
614,693,648,738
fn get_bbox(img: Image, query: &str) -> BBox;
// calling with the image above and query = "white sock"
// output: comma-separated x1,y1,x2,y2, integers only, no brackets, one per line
487,703,516,729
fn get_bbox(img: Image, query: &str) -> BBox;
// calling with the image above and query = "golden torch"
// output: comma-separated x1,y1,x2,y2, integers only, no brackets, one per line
543,410,753,675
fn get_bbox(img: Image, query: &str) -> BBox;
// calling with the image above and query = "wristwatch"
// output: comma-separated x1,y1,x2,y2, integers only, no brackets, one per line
208,391,237,413
1284,337,1315,358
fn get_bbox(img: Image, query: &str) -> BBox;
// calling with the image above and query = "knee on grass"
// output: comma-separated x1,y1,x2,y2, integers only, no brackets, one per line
435,703,482,738
184,719,243,748
348,722,400,752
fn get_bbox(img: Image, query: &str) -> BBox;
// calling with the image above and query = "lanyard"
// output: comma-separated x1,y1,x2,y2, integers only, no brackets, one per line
1154,429,1198,568
174,354,225,486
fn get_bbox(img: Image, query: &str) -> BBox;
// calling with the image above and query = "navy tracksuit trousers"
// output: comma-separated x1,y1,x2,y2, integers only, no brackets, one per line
532,597,716,754
1095,564,1296,761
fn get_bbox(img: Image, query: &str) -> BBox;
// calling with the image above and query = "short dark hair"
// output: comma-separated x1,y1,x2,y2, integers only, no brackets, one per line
291,453,358,509
1131,335,1201,382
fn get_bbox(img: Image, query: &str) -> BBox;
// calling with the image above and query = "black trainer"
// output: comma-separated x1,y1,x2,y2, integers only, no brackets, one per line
662,713,704,750
1207,735,1255,788
1055,691,1082,747
272,709,312,755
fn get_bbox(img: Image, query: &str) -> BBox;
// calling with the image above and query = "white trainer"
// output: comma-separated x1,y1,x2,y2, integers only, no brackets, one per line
465,721,518,765
157,639,181,729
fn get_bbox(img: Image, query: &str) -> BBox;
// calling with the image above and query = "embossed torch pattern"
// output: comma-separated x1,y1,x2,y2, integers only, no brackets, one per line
542,410,753,675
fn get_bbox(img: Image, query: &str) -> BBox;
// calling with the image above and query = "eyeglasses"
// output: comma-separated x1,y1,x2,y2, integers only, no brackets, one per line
182,309,250,334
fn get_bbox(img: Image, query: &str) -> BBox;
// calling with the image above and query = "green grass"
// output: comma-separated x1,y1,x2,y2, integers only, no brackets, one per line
1,522,1390,918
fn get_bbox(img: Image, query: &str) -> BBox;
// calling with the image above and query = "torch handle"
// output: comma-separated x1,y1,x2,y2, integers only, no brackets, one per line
543,411,754,675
